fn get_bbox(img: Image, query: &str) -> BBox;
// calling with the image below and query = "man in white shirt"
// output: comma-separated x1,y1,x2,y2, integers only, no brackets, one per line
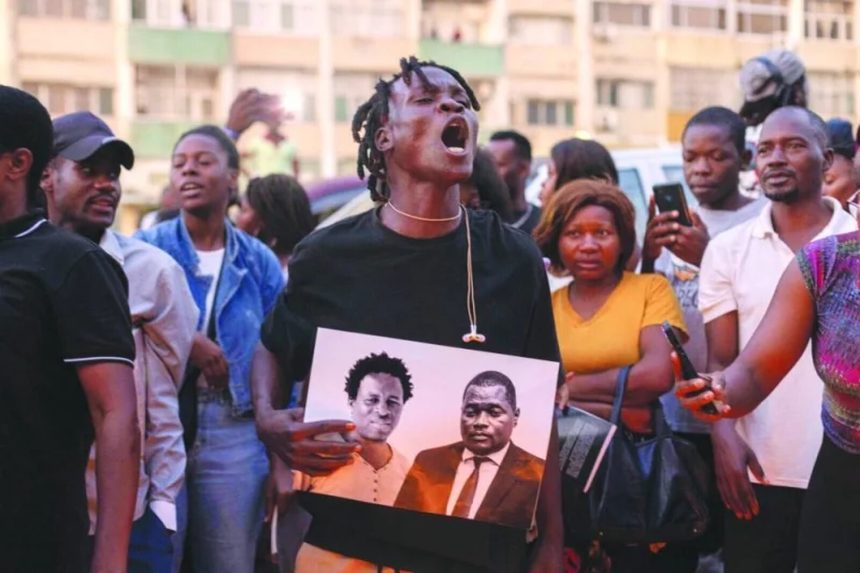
42,111,199,572
698,106,858,572
291,352,414,572
394,371,544,531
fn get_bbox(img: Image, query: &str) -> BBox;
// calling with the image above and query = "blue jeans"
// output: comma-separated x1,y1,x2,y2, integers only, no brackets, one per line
181,397,269,573
129,506,173,573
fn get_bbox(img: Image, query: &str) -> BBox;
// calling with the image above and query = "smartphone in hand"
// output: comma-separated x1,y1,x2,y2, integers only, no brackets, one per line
661,321,718,415
653,183,693,227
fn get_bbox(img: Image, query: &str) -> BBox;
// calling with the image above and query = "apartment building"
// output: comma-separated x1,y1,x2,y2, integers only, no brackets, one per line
3,0,859,221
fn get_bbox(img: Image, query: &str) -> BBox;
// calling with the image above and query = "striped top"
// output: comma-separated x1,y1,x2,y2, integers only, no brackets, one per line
798,231,860,454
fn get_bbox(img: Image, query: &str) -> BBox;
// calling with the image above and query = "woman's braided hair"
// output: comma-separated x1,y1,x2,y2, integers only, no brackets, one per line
351,56,481,201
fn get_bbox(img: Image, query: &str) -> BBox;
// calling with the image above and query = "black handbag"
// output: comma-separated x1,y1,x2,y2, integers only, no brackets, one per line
563,366,710,544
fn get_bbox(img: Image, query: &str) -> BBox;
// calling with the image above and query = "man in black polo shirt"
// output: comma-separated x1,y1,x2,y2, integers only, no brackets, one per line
0,86,140,572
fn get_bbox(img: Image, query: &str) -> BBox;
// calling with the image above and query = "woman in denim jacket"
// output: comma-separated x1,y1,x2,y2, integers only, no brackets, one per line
137,125,284,573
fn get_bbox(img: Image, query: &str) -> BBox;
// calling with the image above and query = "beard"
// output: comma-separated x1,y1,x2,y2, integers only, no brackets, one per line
763,186,801,203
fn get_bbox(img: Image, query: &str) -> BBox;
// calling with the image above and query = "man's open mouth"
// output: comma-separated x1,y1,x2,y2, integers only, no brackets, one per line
441,117,468,154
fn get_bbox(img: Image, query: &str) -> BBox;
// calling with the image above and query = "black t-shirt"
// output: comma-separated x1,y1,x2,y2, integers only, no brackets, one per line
261,207,560,571
512,204,542,236
0,212,135,572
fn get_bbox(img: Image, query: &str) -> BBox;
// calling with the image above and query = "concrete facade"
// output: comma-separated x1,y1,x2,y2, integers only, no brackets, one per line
4,0,859,213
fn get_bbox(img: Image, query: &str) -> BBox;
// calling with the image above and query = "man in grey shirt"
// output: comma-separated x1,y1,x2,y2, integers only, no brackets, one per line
641,106,765,571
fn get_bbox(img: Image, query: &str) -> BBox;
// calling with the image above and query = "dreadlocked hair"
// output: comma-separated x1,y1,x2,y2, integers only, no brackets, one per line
351,55,481,201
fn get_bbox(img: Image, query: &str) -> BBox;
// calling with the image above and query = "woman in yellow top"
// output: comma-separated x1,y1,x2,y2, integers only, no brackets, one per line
534,179,688,572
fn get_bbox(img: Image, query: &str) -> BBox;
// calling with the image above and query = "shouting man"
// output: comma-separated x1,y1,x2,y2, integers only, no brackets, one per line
252,57,562,572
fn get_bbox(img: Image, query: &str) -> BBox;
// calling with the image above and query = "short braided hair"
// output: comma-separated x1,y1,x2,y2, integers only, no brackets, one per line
351,56,481,201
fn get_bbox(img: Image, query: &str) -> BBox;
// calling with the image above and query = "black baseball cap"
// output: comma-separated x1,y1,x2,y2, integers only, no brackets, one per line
52,111,134,169
825,118,856,160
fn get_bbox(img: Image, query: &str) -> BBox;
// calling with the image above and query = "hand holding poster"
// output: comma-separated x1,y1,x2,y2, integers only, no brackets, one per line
299,328,558,532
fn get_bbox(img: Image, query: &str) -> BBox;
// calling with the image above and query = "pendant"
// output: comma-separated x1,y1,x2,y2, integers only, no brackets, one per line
462,325,486,344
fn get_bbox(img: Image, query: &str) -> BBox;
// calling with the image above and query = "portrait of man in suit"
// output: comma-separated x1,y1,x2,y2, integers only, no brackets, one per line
393,370,545,530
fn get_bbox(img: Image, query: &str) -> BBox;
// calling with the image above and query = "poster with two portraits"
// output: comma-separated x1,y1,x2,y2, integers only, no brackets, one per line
298,328,558,572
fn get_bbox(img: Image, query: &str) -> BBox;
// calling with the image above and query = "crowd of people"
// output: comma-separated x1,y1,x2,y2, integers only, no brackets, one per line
1,46,858,573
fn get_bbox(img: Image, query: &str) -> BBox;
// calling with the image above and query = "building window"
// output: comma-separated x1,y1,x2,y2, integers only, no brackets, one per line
231,0,318,34
670,0,727,29
190,0,229,28
509,15,573,44
130,0,187,27
597,79,654,109
525,99,575,126
130,0,227,28
330,0,403,38
593,2,652,27
737,0,788,34
135,65,218,121
809,71,855,116
22,82,115,116
19,0,110,19
669,67,737,111
805,0,853,39
334,73,379,123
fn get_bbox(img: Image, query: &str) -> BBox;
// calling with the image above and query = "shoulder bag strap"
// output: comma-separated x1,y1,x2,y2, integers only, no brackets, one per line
652,398,672,437
609,366,632,426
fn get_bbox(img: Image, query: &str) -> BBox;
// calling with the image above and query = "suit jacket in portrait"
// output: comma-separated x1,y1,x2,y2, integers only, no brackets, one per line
393,441,545,530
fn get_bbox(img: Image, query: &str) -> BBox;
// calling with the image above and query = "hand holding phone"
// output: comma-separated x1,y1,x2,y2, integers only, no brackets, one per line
653,183,693,227
661,321,720,416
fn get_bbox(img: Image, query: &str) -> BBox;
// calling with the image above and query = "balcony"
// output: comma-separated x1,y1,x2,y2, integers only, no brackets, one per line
331,37,418,72
128,25,230,65
234,34,320,68
506,44,576,78
507,0,575,16
418,38,504,77
17,18,115,61
131,121,199,158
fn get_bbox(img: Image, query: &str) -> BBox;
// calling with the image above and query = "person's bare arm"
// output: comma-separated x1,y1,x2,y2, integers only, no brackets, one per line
722,262,814,414
78,361,140,573
528,424,563,573
705,311,739,372
687,262,815,418
566,325,676,406
251,343,358,475
225,88,264,139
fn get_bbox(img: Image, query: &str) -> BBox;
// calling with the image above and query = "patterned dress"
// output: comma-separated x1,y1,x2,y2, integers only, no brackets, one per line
798,231,860,453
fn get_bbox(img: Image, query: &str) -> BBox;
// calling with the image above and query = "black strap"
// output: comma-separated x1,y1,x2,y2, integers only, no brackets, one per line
609,366,631,425
609,364,674,436
179,261,224,451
